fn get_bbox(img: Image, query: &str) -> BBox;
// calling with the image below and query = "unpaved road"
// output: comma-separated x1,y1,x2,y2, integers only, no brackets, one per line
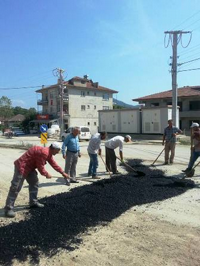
0,141,200,266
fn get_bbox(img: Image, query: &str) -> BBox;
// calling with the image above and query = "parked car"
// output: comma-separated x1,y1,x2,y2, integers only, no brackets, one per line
61,126,91,142
13,129,25,136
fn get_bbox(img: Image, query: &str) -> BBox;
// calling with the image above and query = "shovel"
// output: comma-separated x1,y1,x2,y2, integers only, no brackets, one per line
116,157,146,177
99,154,112,178
185,160,200,177
151,146,165,166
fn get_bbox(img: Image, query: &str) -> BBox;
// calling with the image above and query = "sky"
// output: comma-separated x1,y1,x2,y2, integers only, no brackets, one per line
0,0,200,109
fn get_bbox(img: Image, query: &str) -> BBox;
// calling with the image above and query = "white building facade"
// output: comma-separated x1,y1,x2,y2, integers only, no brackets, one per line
36,76,118,133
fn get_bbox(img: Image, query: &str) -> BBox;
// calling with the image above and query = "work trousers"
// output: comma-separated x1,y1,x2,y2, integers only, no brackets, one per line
105,147,117,173
188,150,200,170
5,166,39,210
88,153,98,177
165,142,176,163
65,151,78,179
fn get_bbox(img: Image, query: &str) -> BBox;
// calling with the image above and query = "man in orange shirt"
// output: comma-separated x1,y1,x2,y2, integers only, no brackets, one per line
4,142,69,218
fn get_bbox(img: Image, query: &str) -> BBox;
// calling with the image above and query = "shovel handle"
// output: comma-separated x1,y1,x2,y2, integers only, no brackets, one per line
151,146,165,165
116,156,137,173
100,155,112,177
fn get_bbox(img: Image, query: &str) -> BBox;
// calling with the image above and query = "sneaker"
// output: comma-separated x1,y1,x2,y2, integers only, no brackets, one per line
5,209,16,218
92,176,101,179
65,178,71,186
30,202,44,208
70,178,79,183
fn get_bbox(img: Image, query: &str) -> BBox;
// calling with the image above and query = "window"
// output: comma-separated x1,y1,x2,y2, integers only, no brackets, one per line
190,101,200,111
88,122,90,126
94,92,97,96
94,105,96,109
150,103,159,107
81,91,85,97
81,105,86,111
50,93,54,99
87,105,90,109
103,94,109,101
94,122,96,126
51,100,53,106
87,91,90,95
103,106,109,110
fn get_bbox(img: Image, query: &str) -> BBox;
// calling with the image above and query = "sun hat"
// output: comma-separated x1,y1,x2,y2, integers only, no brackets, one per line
51,142,61,149
191,122,199,128
125,135,131,140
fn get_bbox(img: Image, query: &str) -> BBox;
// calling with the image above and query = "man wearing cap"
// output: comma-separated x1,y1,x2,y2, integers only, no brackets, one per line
87,131,107,179
183,122,200,173
105,135,131,174
4,142,70,218
62,127,81,183
162,119,182,165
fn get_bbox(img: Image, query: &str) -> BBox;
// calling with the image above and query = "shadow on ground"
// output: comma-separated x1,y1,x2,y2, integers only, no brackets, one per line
0,159,196,265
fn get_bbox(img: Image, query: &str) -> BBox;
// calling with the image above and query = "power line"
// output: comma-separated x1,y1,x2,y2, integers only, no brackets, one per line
172,10,200,30
178,67,200,72
179,57,200,66
0,85,48,90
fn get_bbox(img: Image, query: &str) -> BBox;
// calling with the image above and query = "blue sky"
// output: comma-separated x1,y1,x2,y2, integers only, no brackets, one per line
0,0,200,109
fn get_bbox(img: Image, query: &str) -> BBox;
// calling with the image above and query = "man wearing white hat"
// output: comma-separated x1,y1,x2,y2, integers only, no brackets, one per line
183,122,200,173
105,135,132,174
4,142,70,218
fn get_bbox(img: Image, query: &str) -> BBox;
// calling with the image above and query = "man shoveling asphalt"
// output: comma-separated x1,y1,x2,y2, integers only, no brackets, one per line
105,135,132,174
4,142,69,218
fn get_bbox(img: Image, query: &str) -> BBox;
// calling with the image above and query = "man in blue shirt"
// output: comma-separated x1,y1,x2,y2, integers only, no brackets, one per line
62,127,81,183
162,119,182,165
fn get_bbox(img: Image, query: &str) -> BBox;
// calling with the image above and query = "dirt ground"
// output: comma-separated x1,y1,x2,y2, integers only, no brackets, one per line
0,139,200,266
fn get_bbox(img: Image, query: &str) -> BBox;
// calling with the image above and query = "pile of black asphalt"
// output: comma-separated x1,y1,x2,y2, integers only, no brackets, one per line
0,159,196,266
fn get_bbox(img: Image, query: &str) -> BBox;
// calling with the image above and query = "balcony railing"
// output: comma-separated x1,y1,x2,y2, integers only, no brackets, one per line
37,99,48,105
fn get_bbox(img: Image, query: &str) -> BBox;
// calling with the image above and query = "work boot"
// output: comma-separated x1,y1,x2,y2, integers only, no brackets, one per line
164,162,169,165
182,168,191,173
30,202,44,208
5,209,16,218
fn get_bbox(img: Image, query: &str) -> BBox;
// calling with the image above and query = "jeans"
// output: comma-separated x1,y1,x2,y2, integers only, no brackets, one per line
88,153,98,177
188,150,200,170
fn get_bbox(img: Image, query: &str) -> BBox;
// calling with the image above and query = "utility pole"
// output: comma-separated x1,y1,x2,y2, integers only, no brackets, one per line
53,68,65,138
164,30,191,127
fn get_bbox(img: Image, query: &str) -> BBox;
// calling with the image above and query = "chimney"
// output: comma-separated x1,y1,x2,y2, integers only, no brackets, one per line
93,82,99,88
83,74,89,79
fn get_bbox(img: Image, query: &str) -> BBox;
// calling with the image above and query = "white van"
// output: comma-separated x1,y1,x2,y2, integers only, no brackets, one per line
61,126,91,142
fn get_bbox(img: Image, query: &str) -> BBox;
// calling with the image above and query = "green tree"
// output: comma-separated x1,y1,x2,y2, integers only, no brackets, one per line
0,96,14,118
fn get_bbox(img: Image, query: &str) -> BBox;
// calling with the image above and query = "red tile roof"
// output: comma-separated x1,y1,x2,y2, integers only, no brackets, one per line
132,86,200,102
36,76,118,94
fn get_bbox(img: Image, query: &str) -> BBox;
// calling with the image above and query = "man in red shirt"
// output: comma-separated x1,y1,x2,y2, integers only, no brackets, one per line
4,142,69,218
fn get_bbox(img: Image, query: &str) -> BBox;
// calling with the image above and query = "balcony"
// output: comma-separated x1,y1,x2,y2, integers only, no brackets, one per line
37,99,48,105
180,110,200,118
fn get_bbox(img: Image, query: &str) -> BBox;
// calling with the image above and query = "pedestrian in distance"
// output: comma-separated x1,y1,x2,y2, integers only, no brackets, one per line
162,119,182,165
87,132,107,179
182,123,200,173
62,127,81,183
105,135,132,174
4,142,70,218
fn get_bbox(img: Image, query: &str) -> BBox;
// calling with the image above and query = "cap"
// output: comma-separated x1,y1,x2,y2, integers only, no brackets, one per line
191,122,199,128
125,135,131,140
51,142,61,149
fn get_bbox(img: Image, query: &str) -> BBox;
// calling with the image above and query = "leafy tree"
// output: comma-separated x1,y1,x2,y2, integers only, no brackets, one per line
0,96,14,118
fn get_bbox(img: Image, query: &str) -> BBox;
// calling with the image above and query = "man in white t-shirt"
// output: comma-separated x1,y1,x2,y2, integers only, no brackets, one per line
105,135,131,174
